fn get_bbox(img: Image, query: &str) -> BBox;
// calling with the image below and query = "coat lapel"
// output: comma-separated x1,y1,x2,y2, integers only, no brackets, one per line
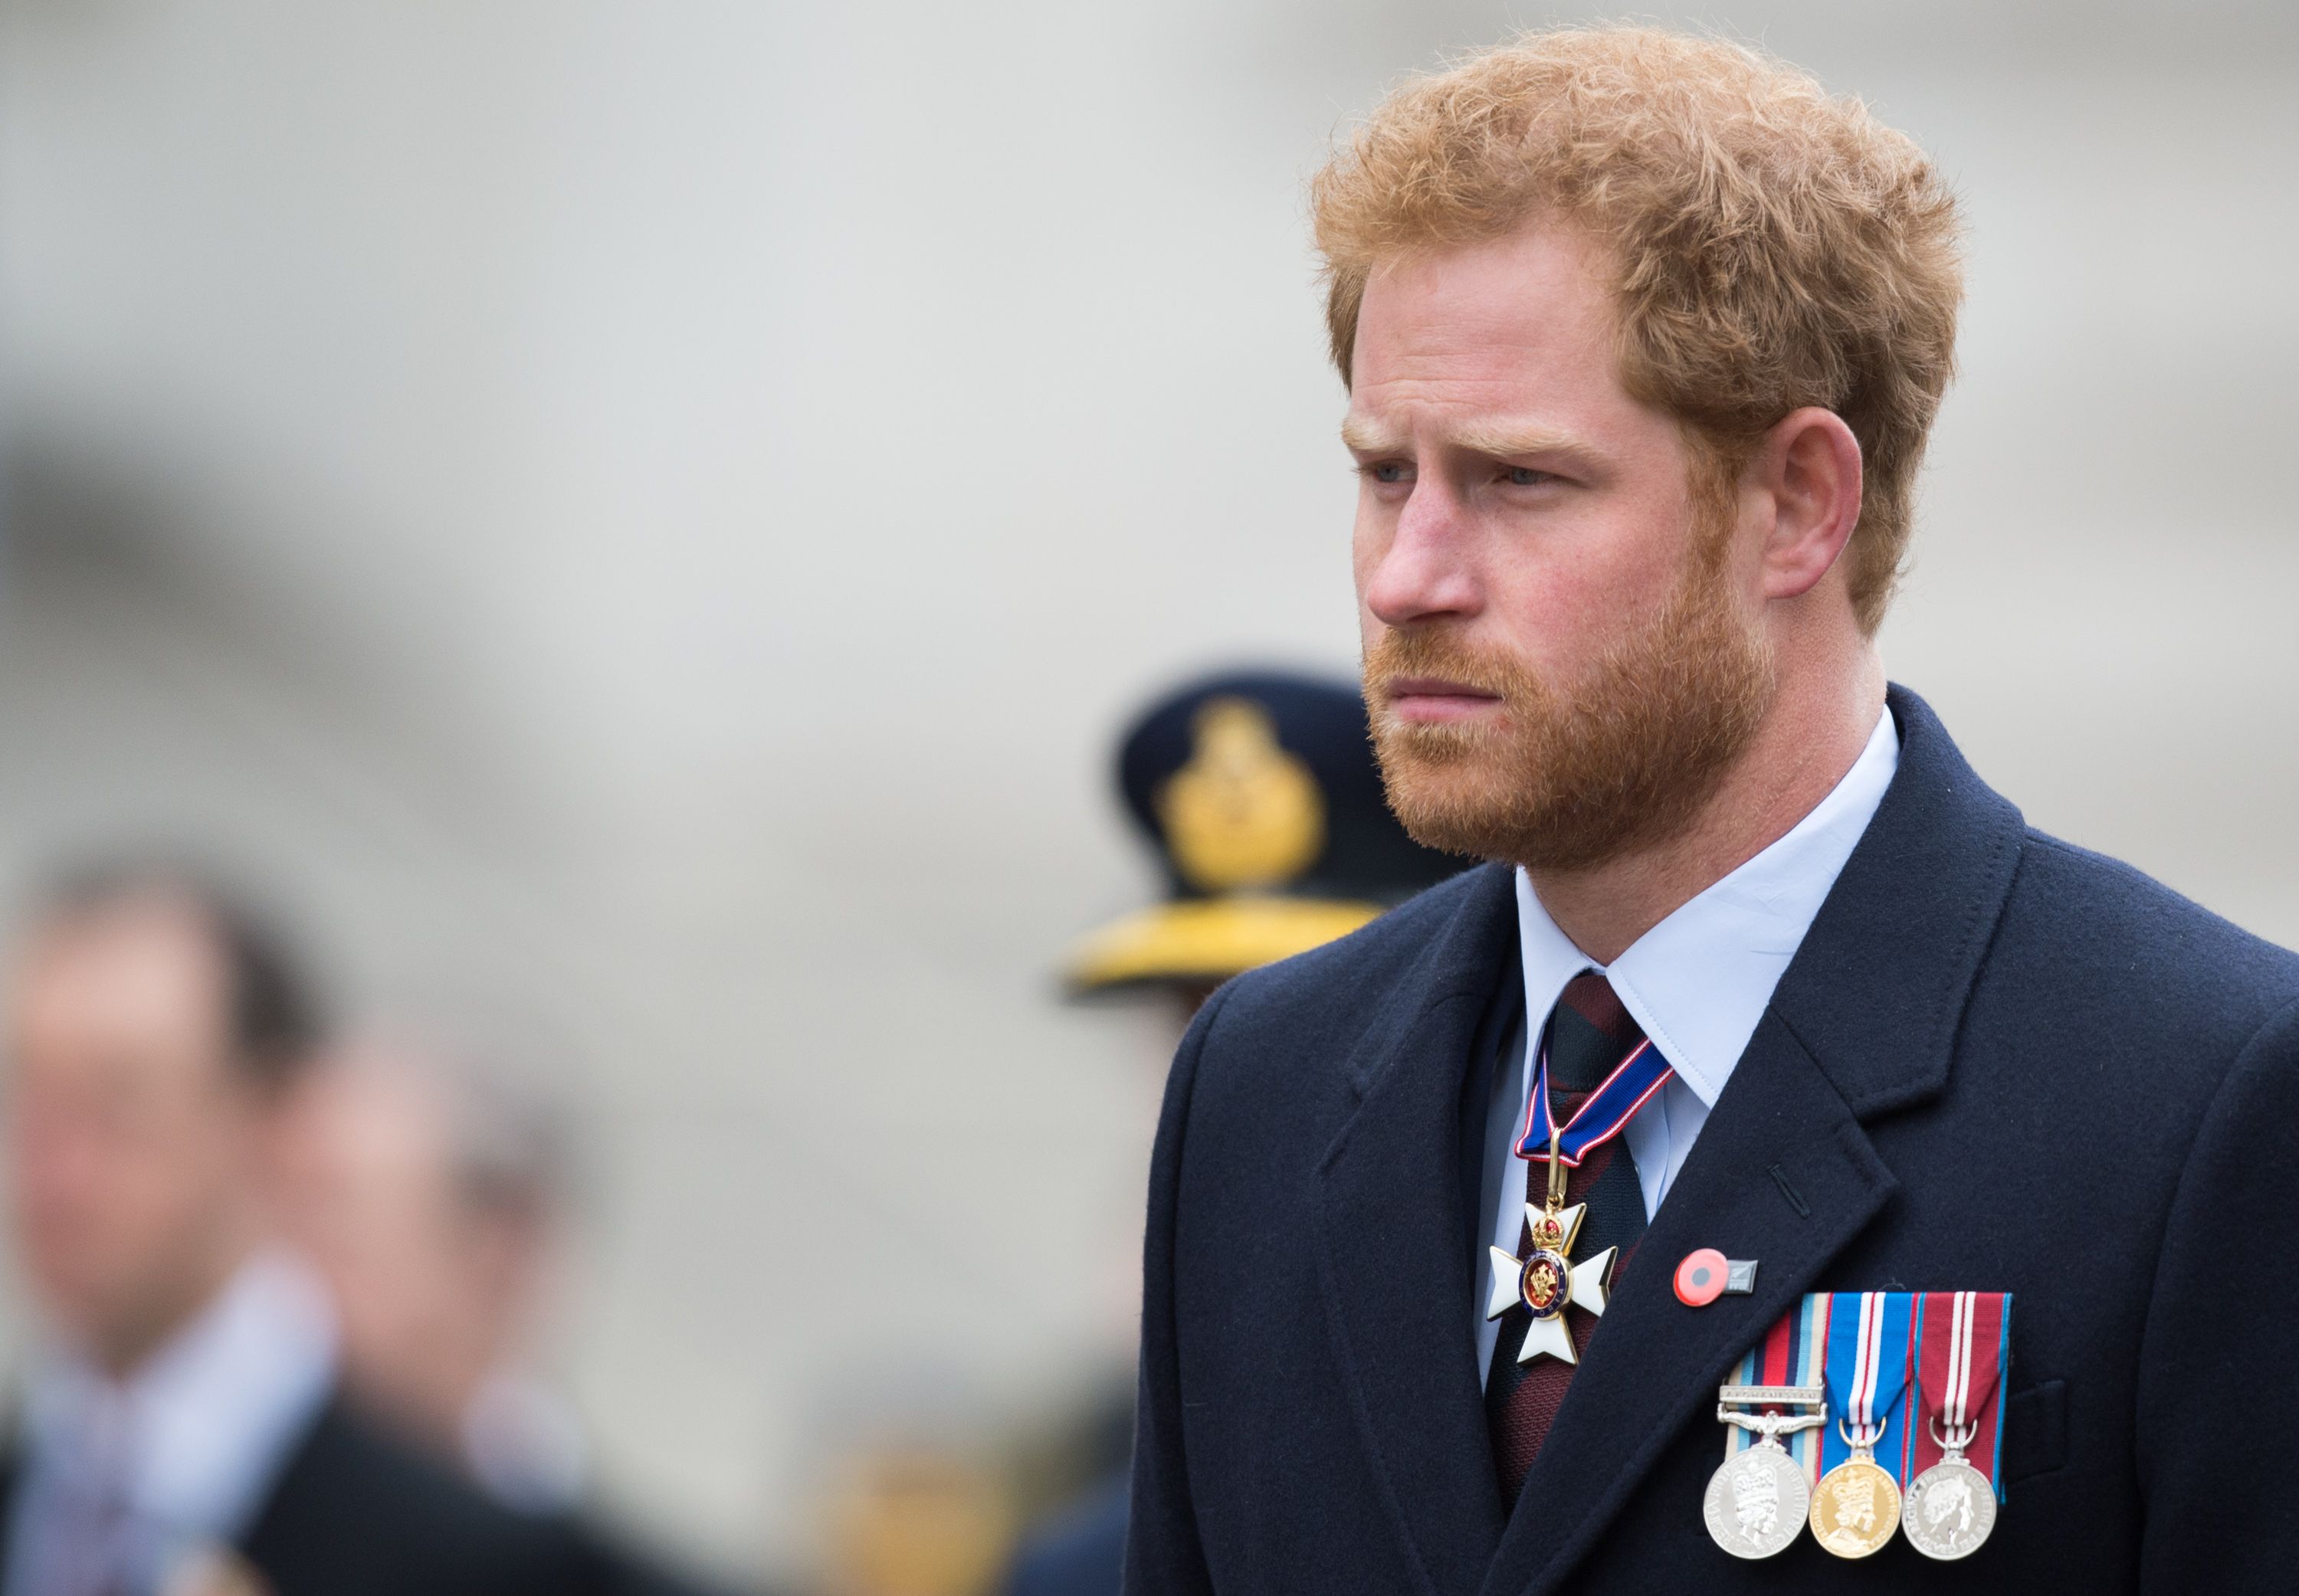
1477,685,2028,1596
1316,863,1518,1596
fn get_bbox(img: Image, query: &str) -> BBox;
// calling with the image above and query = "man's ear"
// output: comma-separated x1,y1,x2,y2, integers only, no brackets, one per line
1756,408,1864,601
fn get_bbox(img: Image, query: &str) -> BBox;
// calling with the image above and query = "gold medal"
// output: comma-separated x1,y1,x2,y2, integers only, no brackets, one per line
1809,1430,1902,1558
1807,1290,1910,1557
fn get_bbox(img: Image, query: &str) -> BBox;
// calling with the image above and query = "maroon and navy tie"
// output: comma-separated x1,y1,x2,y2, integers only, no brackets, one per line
1484,971,1653,1499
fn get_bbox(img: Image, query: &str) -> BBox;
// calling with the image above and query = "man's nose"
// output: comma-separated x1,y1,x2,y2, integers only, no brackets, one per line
1364,481,1482,627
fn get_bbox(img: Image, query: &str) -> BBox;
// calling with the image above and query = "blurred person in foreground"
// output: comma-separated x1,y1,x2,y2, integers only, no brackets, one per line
1128,25,2299,1596
1001,670,1457,1596
276,1031,730,1595
0,865,589,1595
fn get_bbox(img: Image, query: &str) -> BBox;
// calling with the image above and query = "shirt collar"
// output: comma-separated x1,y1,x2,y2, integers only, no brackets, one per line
1517,704,1899,1106
25,1250,339,1539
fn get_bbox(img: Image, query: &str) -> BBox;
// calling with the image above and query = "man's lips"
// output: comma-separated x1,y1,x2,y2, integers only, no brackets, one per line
1382,676,1504,723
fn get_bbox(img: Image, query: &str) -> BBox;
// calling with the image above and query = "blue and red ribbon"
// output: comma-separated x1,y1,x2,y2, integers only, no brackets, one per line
1909,1290,2014,1502
1724,1290,1832,1482
1731,1291,2012,1494
1818,1290,1917,1479
1513,1031,1674,1168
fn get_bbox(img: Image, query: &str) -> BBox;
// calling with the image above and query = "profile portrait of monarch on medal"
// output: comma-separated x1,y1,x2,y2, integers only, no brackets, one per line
1126,24,2299,1596
1921,1470,1977,1537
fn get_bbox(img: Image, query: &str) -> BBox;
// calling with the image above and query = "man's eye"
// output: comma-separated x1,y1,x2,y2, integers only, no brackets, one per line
1359,461,1412,486
1507,467,1555,487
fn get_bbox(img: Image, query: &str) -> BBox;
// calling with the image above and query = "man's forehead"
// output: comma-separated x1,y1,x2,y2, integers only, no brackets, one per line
15,911,231,1037
1350,312,1578,399
1359,223,1613,331
1344,294,1658,463
1350,225,1621,402
37,906,218,979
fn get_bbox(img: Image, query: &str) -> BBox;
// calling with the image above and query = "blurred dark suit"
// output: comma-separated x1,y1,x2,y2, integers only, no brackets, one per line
244,1398,599,1594
558,1508,743,1596
0,1394,594,1596
239,1397,736,1596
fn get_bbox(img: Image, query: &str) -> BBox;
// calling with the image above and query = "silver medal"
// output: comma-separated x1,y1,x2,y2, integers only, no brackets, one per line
1903,1453,1997,1559
1906,1294,2005,1559
1704,1400,1825,1560
1704,1442,1810,1558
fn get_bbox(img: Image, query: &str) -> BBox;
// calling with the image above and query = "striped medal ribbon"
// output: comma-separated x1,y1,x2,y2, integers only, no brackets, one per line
1903,1291,2010,1560
1810,1290,1912,1558
1705,1294,1832,1559
1722,1292,1832,1480
1512,1032,1673,1167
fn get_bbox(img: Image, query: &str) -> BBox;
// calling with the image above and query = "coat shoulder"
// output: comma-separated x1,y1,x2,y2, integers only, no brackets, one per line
1999,827,2299,1054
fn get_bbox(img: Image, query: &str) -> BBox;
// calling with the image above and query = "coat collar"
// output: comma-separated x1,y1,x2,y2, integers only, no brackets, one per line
1315,685,2027,1596
1778,687,2026,1118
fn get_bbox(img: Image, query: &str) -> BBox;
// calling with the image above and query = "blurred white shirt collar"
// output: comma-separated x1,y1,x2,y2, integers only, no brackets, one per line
17,1250,336,1558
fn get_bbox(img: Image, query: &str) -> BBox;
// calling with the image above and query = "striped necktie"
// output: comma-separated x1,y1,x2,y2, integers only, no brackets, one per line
1484,971,1651,1499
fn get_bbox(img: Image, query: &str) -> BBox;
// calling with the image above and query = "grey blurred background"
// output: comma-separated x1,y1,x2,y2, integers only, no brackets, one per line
0,0,2291,1585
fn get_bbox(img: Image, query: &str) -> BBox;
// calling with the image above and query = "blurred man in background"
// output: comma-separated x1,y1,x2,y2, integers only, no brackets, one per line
275,1033,585,1513
1001,670,1458,1596
0,865,589,1595
275,1028,733,1596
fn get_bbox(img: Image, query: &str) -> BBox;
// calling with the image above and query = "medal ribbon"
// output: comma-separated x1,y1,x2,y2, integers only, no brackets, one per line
1724,1290,1832,1483
1819,1291,1916,1480
1513,1028,1674,1168
1909,1290,2012,1501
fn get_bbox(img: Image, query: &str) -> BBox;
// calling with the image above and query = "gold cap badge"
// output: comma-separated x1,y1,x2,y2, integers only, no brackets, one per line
1156,697,1324,893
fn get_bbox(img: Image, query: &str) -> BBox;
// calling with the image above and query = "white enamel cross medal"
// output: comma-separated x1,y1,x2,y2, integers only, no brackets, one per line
1485,1129,1618,1365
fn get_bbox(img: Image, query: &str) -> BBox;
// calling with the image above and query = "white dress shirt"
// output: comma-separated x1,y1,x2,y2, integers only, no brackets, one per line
4,1251,339,1596
1475,707,1900,1383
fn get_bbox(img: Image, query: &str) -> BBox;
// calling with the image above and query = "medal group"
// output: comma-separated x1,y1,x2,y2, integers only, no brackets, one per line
1706,1290,2010,1563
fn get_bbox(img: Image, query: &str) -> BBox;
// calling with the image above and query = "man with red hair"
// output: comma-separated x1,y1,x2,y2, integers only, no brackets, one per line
1126,26,2297,1594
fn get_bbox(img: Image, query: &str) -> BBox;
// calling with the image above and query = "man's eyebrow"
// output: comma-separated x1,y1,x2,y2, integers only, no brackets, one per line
1448,423,1601,466
1339,415,1402,454
1340,414,1604,470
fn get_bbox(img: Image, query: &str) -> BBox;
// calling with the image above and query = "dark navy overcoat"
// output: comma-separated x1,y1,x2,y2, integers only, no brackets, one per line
1126,687,2299,1594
